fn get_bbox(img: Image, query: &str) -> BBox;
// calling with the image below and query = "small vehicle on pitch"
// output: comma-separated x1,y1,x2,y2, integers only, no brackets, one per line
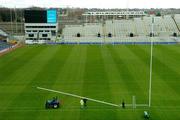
45,97,60,109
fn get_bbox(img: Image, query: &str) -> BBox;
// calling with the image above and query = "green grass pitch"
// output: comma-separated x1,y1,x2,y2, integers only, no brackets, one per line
0,44,180,120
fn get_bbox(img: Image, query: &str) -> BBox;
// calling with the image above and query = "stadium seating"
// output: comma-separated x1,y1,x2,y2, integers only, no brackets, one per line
134,18,146,36
174,14,180,31
0,41,12,51
162,16,179,35
62,15,180,44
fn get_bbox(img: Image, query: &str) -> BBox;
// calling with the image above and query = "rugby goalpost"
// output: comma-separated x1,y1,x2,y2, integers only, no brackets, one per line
36,16,154,109
36,17,154,108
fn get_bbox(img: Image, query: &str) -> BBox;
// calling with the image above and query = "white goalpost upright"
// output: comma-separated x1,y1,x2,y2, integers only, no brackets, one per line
148,16,154,107
132,95,136,109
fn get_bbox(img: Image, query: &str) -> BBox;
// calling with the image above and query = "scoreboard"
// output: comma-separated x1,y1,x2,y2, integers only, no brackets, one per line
25,9,57,23
47,9,57,23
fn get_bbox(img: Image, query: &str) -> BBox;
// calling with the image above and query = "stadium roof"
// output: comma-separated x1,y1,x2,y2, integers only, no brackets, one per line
0,29,8,37
82,11,146,16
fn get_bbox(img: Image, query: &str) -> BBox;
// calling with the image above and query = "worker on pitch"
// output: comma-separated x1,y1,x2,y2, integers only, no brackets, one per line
80,98,88,109
122,100,125,109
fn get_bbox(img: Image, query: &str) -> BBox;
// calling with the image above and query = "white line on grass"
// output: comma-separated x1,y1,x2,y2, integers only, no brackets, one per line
148,16,154,108
37,86,120,107
2,105,180,113
36,86,148,108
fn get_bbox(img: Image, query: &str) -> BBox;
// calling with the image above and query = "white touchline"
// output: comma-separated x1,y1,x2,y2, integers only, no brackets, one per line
36,86,148,108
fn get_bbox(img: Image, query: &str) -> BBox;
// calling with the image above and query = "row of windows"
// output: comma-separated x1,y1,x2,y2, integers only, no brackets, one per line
40,38,51,40
26,31,56,36
28,34,48,37
25,26,56,28
26,30,54,32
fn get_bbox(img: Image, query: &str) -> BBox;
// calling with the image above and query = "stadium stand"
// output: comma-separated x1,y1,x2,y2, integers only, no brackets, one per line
0,41,12,51
174,14,180,31
134,18,145,36
0,29,13,51
62,15,180,44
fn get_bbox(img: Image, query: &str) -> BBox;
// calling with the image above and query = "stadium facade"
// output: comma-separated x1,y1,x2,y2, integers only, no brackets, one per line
23,9,180,44
24,9,58,44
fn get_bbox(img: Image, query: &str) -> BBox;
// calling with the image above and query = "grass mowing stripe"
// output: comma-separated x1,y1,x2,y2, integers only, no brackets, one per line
0,46,26,68
155,45,180,76
164,45,180,54
159,45,180,58
101,45,130,103
32,45,74,86
31,45,74,120
101,45,136,120
122,45,150,102
0,46,47,84
139,45,180,96
125,45,176,106
0,46,70,120
37,45,86,120
54,45,87,120
0,46,52,114
135,45,180,109
0,46,50,119
108,45,146,103
27,45,74,120
0,46,44,69
0,45,180,120
79,45,117,120
17,46,72,120
151,45,180,102
111,45,180,120
62,45,86,120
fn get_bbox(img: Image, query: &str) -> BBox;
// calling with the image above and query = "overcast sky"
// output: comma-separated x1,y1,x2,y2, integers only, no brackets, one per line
0,0,180,8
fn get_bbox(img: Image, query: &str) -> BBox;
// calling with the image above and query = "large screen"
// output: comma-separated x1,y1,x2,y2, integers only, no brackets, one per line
25,9,57,23
24,10,47,23
47,9,57,23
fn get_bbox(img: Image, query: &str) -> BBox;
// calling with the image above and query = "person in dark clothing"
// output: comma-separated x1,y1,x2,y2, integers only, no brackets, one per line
122,100,125,109
83,98,88,107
